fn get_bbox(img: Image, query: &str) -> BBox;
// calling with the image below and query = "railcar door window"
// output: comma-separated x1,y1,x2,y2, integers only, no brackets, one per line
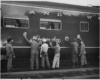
80,21,89,32
3,17,29,29
40,18,62,30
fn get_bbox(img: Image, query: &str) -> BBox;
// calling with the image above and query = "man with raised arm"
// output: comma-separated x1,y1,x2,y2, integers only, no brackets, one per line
65,36,79,68
23,32,39,70
50,40,61,69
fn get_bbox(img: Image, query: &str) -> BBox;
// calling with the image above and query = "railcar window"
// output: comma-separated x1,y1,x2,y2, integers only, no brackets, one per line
3,17,29,29
80,21,89,32
40,18,62,30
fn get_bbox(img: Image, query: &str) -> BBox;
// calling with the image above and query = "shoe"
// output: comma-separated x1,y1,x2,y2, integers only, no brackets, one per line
48,67,50,70
36,68,39,70
42,67,45,70
52,68,55,70
56,67,59,69
72,65,75,68
80,65,83,68
84,64,87,67
12,68,15,71
76,65,79,68
30,68,34,70
7,70,12,72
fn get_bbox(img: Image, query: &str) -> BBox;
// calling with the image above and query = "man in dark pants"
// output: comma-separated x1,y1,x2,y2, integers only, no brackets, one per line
76,34,82,67
79,41,87,67
65,36,79,68
23,32,39,70
5,37,15,72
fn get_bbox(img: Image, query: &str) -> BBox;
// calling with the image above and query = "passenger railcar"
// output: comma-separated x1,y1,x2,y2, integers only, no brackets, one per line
1,1,99,71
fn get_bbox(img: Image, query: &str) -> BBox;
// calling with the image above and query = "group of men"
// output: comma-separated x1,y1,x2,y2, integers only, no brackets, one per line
65,35,87,68
4,32,61,72
4,32,87,72
23,32,61,70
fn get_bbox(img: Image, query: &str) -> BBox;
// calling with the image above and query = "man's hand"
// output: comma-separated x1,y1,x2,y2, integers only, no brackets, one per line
1,55,6,60
23,32,27,38
13,55,16,58
40,55,42,58
65,36,69,41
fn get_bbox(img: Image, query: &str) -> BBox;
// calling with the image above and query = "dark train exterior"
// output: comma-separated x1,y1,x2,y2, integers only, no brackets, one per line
1,1,99,70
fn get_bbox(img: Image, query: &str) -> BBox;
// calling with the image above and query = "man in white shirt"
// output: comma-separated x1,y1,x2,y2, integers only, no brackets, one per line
40,39,50,70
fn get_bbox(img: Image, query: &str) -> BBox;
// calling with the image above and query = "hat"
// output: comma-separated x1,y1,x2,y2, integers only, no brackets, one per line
42,39,47,42
32,36,37,40
77,34,80,39
65,36,69,41
7,37,13,43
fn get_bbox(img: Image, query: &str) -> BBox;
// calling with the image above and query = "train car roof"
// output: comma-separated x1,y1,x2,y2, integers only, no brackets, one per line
1,1,99,13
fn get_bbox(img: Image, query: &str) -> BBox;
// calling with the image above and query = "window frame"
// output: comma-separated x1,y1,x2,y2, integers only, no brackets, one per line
3,17,29,29
40,18,62,31
80,21,89,32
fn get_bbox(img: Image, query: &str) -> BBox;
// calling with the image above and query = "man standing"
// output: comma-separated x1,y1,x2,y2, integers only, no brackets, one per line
76,34,82,66
79,41,87,67
65,37,79,68
5,37,15,72
23,32,39,70
40,39,50,70
50,41,61,69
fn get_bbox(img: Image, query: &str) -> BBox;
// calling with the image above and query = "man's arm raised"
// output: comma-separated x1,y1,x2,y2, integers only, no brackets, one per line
23,32,31,44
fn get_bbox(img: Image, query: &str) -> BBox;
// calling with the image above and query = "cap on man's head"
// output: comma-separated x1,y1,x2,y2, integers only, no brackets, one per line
65,36,69,41
77,34,80,38
32,36,37,40
7,37,13,43
42,39,47,42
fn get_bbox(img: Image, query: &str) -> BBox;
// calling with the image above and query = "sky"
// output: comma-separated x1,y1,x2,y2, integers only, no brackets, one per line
2,0,100,6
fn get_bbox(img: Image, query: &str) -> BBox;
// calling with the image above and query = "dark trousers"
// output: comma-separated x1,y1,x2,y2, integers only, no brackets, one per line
72,50,78,67
72,55,78,66
7,56,13,71
41,54,50,68
78,48,81,66
30,54,39,70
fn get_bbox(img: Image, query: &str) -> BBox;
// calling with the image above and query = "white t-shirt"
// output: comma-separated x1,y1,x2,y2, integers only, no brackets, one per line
41,43,48,53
